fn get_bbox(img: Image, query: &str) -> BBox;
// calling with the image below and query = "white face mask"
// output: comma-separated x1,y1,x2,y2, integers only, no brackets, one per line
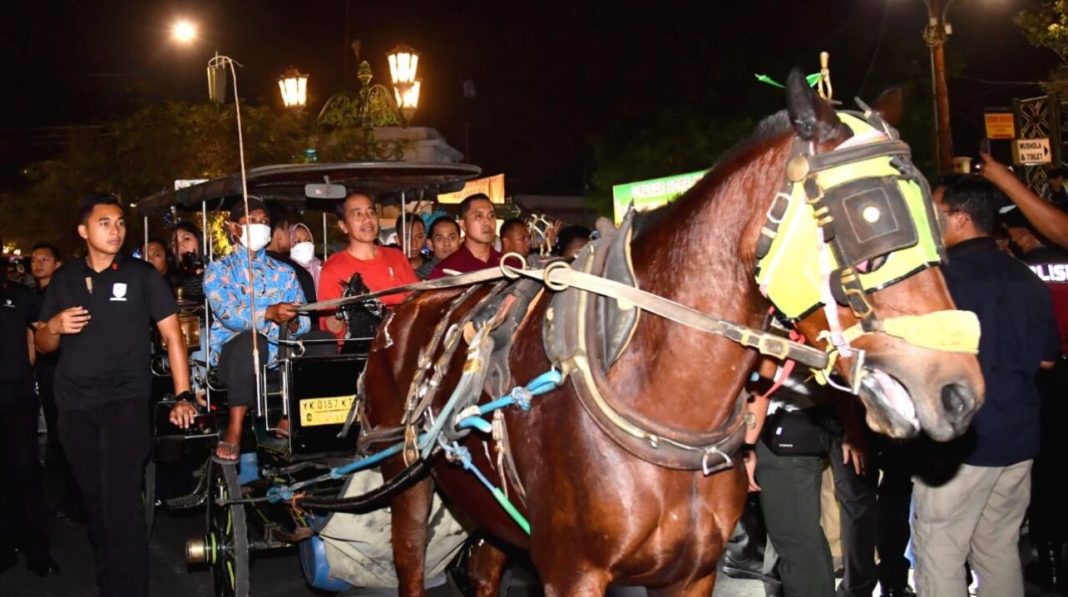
290,241,315,265
238,223,272,252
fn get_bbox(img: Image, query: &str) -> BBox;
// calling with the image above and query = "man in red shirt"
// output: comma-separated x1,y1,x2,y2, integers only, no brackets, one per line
318,192,419,339
429,193,501,279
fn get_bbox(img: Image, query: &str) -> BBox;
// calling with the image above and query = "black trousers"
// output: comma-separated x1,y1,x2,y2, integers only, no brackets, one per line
827,433,878,597
59,398,151,597
873,436,915,592
757,434,879,597
1031,360,1068,547
37,362,80,513
757,439,835,597
0,380,49,562
217,331,270,409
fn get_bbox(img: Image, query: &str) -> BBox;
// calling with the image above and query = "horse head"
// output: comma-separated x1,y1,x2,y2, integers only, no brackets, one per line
762,70,984,441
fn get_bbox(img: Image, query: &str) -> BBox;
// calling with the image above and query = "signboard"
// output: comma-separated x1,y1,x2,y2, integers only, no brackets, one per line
983,113,1015,140
436,174,505,204
611,169,708,224
1012,138,1052,165
174,178,208,190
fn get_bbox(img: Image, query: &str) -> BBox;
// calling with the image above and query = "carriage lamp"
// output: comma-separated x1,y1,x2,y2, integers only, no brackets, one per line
278,67,309,109
387,45,420,121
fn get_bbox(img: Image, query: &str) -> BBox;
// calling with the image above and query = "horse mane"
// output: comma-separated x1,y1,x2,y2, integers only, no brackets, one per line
632,110,792,241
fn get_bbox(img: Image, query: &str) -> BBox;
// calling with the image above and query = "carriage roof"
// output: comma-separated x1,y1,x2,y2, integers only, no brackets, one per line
134,161,482,217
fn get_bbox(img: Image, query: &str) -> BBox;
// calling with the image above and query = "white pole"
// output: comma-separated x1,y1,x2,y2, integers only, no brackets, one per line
210,53,264,418
401,190,408,257
322,212,329,260
202,200,212,410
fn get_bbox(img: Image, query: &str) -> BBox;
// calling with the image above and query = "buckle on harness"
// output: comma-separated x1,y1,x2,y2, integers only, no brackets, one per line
702,446,733,476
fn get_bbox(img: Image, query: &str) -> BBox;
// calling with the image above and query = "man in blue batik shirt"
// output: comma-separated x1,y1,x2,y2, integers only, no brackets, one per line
189,197,310,462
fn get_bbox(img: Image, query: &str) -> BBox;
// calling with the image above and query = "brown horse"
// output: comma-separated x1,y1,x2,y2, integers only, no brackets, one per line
360,72,985,595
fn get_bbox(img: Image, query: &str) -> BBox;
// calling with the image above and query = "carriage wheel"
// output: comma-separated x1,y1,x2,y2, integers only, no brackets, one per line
204,460,250,597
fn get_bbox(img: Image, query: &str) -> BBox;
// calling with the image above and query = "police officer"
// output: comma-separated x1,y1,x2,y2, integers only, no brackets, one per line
0,273,54,576
35,193,193,596
1001,207,1068,593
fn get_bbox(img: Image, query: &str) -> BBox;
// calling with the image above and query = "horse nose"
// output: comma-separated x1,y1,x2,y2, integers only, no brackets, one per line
941,382,973,418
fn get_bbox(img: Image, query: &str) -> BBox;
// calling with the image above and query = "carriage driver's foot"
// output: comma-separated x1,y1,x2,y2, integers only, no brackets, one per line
214,405,247,463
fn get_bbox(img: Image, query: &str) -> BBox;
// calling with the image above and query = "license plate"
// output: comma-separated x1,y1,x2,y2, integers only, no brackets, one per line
298,395,355,427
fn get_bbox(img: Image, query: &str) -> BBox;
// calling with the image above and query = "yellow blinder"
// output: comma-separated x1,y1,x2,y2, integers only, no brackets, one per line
755,111,981,384
755,112,944,321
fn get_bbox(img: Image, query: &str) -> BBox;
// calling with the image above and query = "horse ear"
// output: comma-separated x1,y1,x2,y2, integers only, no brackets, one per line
869,87,904,128
785,68,845,143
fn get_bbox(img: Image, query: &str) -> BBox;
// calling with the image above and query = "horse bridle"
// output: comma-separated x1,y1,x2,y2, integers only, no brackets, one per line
754,105,980,389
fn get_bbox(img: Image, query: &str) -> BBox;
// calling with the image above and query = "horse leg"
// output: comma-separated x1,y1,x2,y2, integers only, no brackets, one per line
537,561,611,597
466,538,509,597
388,474,433,596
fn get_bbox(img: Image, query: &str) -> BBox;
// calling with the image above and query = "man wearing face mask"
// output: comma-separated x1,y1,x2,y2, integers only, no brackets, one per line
196,197,310,462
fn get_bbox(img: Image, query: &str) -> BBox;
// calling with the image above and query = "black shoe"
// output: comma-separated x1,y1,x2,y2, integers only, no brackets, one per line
881,588,916,597
721,554,764,581
27,556,60,577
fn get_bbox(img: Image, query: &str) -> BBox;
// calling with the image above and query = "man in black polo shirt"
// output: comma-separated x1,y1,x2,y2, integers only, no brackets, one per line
0,276,53,576
35,194,193,597
912,177,1060,596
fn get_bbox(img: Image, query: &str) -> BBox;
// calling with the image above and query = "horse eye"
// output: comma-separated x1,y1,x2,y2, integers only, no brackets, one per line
855,254,889,274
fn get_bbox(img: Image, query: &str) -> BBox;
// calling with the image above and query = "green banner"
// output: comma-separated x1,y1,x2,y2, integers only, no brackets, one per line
611,169,708,224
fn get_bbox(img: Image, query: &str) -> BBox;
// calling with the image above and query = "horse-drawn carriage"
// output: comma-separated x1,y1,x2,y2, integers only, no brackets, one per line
137,70,989,597
136,161,481,596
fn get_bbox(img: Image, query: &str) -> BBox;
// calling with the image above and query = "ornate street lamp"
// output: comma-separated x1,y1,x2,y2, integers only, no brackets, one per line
387,45,421,121
313,41,424,160
278,67,309,109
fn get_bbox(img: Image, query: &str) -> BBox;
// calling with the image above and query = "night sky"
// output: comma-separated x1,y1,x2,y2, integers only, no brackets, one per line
0,0,1057,194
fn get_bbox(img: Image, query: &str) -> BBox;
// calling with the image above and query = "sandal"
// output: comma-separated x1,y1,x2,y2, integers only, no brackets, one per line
213,440,240,463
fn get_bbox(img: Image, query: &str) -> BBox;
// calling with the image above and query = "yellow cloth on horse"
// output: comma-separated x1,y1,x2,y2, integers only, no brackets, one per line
844,309,981,354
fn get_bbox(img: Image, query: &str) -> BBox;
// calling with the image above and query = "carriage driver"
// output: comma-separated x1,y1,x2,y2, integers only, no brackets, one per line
178,197,310,462
318,191,419,340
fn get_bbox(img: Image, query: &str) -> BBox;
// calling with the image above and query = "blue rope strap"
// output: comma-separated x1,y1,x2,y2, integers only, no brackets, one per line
266,369,563,505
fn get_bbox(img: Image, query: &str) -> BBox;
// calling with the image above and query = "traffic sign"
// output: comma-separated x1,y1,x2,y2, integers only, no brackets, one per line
1012,138,1052,165
984,113,1015,140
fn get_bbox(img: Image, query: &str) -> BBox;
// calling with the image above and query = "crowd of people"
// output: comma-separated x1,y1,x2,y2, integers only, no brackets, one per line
0,188,591,595
2,150,1066,597
722,151,1068,597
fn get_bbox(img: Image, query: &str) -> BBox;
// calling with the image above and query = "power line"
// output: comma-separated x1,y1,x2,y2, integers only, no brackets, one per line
858,0,889,98
952,75,1044,86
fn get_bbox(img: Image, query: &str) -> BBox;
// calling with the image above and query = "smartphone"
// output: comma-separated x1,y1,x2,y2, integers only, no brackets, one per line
973,139,991,172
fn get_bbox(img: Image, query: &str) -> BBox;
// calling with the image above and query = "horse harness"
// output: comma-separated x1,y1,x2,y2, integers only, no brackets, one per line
315,105,982,489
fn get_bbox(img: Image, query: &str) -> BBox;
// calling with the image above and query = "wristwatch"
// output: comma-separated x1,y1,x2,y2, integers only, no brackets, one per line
740,442,757,455
175,390,196,405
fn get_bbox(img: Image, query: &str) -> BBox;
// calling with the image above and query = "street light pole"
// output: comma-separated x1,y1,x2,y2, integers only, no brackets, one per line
924,0,955,174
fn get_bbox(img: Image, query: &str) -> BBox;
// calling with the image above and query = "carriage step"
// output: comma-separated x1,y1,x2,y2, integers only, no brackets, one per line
166,492,207,509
